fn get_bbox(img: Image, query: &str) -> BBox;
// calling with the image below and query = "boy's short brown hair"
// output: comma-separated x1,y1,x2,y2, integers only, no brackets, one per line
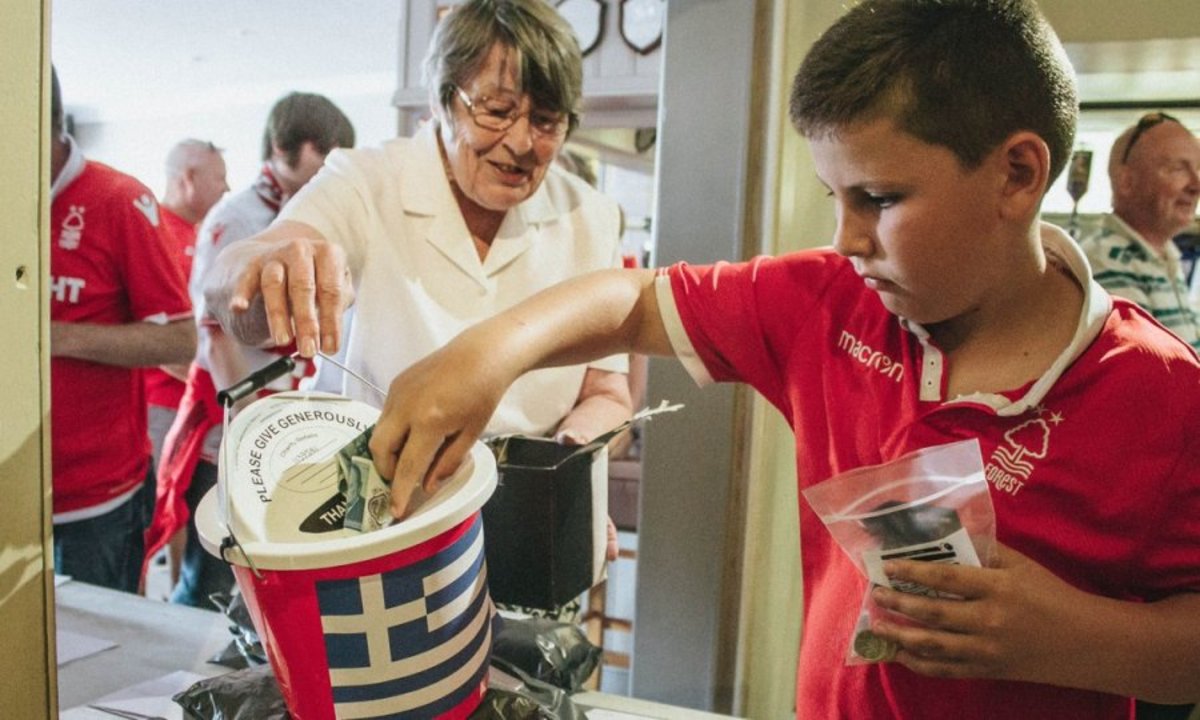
789,0,1078,186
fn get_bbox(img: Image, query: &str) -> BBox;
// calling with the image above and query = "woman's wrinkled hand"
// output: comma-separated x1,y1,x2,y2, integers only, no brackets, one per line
208,222,354,357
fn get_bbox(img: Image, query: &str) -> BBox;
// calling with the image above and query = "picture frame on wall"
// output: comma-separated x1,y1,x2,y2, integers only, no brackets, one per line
620,0,665,54
557,0,606,57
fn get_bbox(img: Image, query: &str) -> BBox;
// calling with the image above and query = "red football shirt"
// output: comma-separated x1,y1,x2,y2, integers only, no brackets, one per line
50,159,192,515
144,205,197,410
659,227,1200,719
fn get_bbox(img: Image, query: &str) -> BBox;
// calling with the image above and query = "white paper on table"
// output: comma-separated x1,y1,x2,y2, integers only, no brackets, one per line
56,629,117,666
63,670,206,720
55,573,72,586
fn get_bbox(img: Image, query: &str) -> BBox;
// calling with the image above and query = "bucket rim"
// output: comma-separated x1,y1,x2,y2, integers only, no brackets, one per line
196,441,497,571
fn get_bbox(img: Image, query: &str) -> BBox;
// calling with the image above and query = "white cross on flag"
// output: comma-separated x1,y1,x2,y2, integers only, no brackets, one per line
316,514,494,718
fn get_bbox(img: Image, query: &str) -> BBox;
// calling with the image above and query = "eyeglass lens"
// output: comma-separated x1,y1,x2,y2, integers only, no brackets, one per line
454,86,566,137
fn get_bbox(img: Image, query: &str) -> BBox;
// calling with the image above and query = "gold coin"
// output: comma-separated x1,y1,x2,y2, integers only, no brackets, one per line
854,629,898,662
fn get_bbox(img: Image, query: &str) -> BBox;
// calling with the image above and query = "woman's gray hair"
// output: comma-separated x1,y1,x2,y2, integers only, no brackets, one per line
423,0,583,135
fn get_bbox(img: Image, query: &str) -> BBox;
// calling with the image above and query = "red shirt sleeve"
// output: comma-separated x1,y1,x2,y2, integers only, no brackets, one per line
111,176,192,323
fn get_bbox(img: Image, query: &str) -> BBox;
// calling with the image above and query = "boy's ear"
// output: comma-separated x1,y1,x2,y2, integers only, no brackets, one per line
997,132,1051,219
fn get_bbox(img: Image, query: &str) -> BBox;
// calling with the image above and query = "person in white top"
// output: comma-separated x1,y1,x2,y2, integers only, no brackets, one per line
203,0,632,610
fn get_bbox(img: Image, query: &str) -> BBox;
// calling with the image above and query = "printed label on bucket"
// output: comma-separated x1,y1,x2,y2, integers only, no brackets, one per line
225,393,380,544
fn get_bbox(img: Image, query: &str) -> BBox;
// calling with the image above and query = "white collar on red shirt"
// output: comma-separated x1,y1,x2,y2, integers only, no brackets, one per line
902,222,1112,416
50,134,86,201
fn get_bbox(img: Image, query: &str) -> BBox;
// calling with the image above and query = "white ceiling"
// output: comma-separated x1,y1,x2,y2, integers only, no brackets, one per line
51,0,403,123
50,0,1200,144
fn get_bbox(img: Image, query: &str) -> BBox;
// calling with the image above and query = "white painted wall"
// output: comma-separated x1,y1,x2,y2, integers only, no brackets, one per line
69,92,398,199
51,0,403,195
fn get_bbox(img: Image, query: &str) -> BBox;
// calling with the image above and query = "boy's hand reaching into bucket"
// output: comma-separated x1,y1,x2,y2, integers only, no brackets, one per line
370,267,666,520
369,332,514,519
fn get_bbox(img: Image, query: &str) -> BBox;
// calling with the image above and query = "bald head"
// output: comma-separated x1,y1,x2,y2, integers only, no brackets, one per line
163,139,229,224
1108,114,1200,250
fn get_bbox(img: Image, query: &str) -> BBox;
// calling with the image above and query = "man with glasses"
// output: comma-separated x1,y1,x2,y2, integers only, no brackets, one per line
1080,112,1200,352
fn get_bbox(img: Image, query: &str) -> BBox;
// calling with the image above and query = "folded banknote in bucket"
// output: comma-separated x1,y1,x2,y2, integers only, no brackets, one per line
334,425,395,533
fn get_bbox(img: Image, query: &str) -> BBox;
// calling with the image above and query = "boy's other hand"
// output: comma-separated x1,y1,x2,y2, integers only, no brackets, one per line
866,543,1086,685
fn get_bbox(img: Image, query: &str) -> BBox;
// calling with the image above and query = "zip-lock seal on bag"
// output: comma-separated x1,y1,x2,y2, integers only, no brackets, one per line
802,439,996,665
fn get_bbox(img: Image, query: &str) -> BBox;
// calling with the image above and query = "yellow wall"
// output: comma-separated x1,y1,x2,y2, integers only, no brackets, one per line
0,0,54,718
1040,0,1200,42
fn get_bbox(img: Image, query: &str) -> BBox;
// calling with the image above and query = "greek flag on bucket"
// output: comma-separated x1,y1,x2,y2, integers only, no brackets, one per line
317,515,494,719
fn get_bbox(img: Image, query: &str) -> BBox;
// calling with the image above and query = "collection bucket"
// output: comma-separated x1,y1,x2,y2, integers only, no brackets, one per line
195,391,498,720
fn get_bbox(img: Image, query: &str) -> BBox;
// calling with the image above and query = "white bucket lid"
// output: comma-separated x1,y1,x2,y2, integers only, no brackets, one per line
195,391,497,571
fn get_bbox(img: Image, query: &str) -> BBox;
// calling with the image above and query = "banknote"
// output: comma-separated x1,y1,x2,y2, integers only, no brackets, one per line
335,425,394,532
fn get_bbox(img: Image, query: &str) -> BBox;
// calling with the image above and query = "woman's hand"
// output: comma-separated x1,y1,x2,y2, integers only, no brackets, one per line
205,220,354,357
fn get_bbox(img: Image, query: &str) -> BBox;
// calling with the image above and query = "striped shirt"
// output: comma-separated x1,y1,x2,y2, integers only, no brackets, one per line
1079,213,1200,350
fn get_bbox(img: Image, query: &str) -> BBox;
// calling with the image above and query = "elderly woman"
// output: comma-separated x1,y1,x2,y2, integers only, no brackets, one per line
205,0,631,613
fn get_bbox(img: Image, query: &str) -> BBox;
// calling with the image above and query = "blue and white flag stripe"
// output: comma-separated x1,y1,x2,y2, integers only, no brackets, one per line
316,515,492,719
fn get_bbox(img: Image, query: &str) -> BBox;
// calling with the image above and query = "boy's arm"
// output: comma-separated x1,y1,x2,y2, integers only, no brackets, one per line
369,268,671,517
870,543,1200,703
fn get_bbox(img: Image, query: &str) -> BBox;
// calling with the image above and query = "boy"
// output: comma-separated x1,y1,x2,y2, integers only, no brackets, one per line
228,0,1200,717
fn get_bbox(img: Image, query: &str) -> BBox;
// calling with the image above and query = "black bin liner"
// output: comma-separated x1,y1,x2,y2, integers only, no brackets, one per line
173,658,584,720
173,664,289,720
492,616,602,693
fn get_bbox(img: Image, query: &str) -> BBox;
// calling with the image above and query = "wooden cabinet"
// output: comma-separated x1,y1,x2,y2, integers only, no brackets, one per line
392,0,661,135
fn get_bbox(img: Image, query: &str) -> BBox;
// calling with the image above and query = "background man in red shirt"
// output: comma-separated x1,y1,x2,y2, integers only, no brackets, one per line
49,68,197,592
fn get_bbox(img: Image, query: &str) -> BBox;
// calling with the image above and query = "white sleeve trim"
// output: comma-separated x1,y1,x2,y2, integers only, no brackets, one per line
587,352,630,374
141,310,194,325
654,273,714,387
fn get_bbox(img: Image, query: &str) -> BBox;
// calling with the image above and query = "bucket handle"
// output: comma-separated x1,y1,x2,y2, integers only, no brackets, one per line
217,398,264,578
213,351,387,575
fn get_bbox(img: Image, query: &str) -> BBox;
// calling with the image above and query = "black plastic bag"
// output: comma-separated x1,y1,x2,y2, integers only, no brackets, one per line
207,589,268,669
491,616,602,692
173,664,290,720
174,657,582,720
468,659,585,720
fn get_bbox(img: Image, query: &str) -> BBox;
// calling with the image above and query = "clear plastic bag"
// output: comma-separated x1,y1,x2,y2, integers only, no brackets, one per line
802,440,996,664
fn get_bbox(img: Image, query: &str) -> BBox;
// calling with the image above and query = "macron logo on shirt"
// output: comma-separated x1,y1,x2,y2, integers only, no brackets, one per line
837,329,904,383
132,194,160,227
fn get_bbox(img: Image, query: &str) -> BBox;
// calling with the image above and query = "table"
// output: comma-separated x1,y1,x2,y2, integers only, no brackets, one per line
56,580,738,719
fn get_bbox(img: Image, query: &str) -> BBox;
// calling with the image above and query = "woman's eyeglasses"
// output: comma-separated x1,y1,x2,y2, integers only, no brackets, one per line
1121,111,1180,164
452,86,569,139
